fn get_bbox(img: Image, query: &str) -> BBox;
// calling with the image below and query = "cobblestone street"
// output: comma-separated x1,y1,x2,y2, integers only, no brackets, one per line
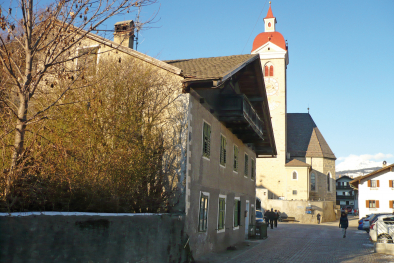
195,216,394,263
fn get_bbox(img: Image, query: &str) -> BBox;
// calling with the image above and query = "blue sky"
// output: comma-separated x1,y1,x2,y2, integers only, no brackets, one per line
3,0,394,170
110,0,394,171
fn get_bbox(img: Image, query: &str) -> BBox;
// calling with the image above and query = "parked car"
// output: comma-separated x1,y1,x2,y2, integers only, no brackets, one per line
358,218,364,230
256,210,264,224
363,213,393,232
369,215,394,243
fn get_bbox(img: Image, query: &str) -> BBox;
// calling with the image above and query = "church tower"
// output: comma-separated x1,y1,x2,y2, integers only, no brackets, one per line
252,2,289,200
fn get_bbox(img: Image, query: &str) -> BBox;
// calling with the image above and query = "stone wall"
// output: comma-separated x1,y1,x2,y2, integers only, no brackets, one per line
0,212,189,263
259,198,338,224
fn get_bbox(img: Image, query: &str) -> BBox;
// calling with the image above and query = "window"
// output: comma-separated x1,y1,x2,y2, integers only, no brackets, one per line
390,180,394,188
233,145,238,172
366,200,379,208
251,159,255,180
233,198,241,228
327,172,331,192
220,135,227,166
244,154,249,177
77,46,99,74
311,173,316,191
293,190,297,195
198,192,209,232
264,63,274,77
292,171,298,180
218,196,226,232
368,180,379,188
390,200,394,209
202,122,211,158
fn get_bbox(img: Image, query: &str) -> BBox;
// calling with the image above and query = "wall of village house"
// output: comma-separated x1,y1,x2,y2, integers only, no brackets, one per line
0,213,189,262
358,170,394,219
186,93,257,258
256,57,287,200
285,166,309,200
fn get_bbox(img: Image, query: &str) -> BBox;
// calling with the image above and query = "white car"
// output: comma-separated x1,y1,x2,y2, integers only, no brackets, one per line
369,215,394,243
364,213,392,232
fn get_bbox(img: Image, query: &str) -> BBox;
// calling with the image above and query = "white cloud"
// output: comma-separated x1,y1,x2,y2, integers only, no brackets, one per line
336,153,394,172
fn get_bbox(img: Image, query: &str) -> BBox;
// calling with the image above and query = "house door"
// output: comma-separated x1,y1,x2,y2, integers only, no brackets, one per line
245,200,249,239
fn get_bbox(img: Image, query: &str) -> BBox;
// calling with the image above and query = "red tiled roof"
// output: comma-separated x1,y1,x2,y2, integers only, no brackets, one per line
251,32,287,53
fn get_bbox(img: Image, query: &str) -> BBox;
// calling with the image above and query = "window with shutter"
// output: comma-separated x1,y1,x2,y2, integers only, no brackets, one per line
390,180,394,188
265,66,269,77
202,122,211,158
233,198,241,228
220,135,227,166
389,200,393,209
218,196,226,231
233,145,238,172
376,200,380,208
198,193,209,232
244,154,249,177
371,180,377,188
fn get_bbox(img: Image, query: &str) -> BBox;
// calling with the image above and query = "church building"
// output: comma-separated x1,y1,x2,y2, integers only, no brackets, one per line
252,3,337,203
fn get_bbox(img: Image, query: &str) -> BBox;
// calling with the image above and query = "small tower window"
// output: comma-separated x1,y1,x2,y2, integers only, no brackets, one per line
268,22,271,28
264,63,274,77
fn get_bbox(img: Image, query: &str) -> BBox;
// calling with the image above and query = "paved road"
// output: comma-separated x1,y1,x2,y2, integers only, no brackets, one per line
196,216,394,263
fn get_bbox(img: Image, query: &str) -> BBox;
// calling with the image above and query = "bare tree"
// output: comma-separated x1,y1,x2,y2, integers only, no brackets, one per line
0,0,157,199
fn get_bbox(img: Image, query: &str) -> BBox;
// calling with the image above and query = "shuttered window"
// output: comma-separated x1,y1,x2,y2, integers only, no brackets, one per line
233,145,238,172
244,154,249,177
389,200,394,209
366,200,379,208
251,159,255,180
218,197,226,230
220,135,227,166
234,199,241,227
203,122,211,158
198,193,209,232
390,180,393,188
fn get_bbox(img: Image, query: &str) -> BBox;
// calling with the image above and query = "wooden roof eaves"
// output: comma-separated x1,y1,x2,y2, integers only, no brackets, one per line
349,163,394,188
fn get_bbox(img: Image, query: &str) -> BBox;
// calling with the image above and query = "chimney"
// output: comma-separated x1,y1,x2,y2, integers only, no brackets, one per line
383,160,387,167
114,20,135,49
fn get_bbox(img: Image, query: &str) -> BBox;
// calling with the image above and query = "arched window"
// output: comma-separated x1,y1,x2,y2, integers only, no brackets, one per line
311,173,316,191
327,172,331,192
264,62,274,77
292,171,298,180
265,66,269,77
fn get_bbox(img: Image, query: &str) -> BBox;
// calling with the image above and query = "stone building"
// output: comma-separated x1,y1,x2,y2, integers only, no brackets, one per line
166,55,276,258
252,3,337,204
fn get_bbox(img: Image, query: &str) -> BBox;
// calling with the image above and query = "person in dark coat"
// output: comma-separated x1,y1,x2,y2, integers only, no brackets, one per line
264,210,270,226
274,210,279,228
339,212,349,238
268,208,275,229
317,213,321,224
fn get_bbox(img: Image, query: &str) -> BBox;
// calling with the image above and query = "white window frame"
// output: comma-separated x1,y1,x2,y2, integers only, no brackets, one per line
371,180,377,188
202,120,211,161
198,191,210,232
233,197,240,230
292,170,298,180
217,194,227,233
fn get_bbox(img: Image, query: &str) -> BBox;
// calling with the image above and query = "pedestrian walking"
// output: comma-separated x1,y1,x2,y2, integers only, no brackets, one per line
317,213,321,224
339,212,348,238
274,210,279,228
268,208,275,229
264,209,270,227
